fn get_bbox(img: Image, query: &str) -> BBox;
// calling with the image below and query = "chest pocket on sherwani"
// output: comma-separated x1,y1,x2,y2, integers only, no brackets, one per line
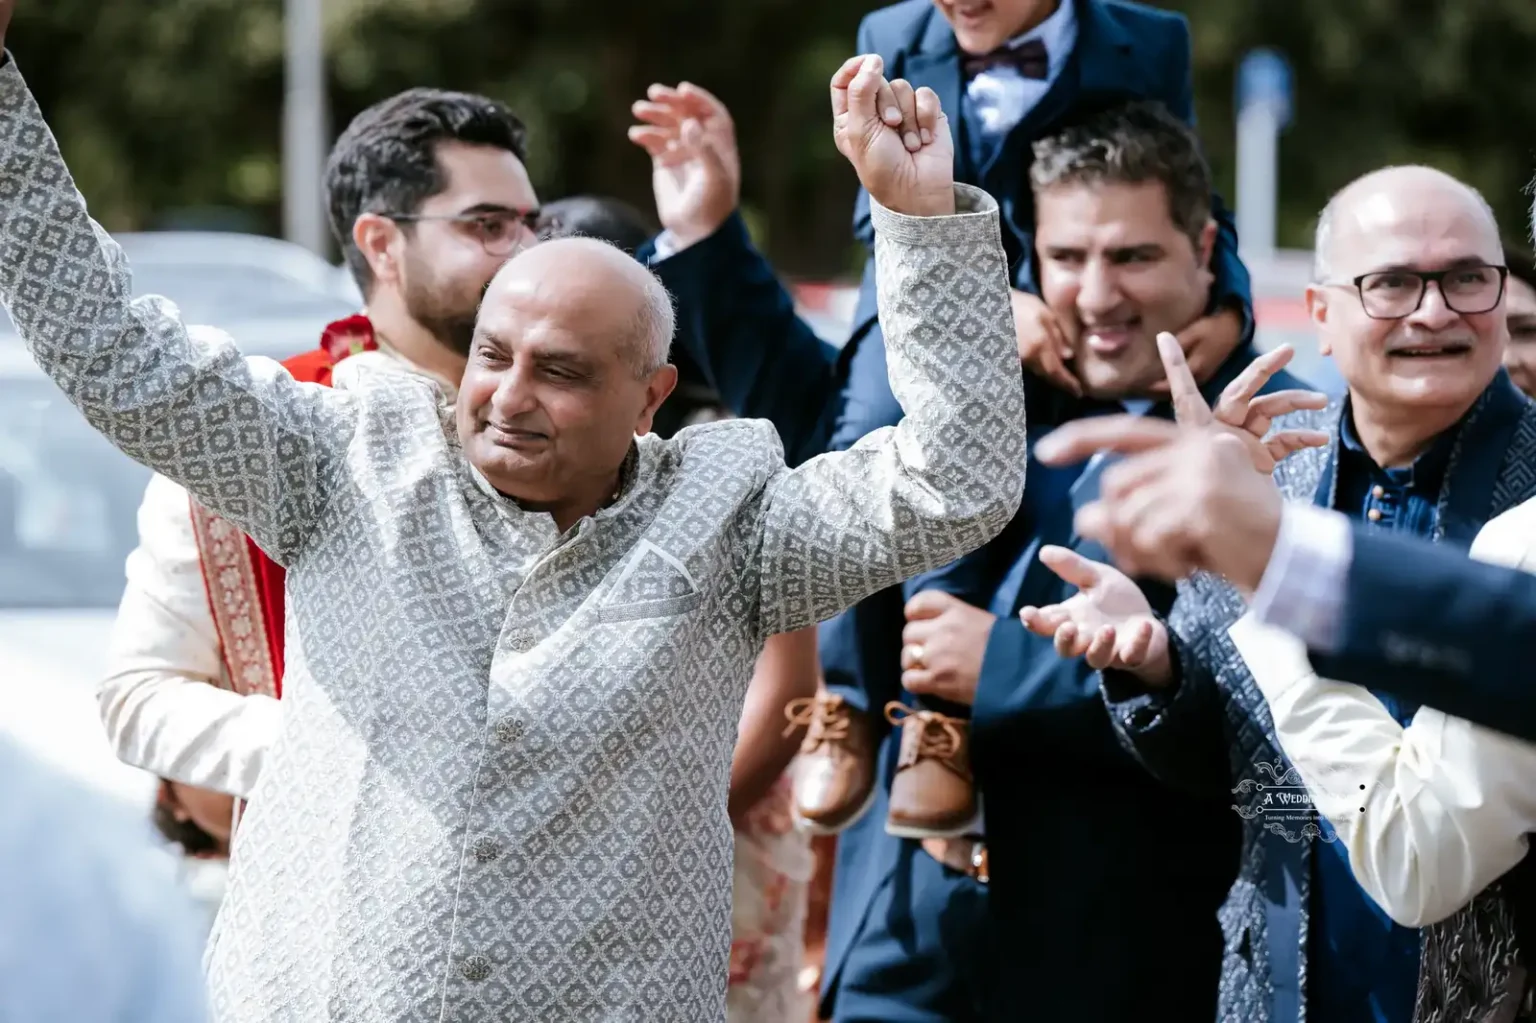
594,539,704,624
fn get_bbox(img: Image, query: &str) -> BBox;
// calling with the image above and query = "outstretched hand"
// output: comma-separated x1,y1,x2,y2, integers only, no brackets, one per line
1018,546,1172,685
628,82,740,249
1158,332,1329,472
830,54,954,218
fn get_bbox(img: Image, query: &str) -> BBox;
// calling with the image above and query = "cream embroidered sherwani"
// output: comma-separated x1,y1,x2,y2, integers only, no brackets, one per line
1230,495,1536,929
0,59,1026,1022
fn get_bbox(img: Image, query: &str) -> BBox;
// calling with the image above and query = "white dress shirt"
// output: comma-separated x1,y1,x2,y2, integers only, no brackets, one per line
1229,497,1536,927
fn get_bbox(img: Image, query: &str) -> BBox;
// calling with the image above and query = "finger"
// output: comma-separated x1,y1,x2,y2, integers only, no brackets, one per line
1098,448,1178,503
647,83,681,102
1214,345,1294,423
1042,348,1082,397
913,85,941,146
874,73,902,128
1046,309,1076,361
1019,604,1073,637
1038,545,1102,590
914,85,952,152
1053,622,1081,659
904,589,955,620
829,55,868,118
901,669,935,695
676,81,730,121
631,100,684,129
1158,332,1211,427
1041,313,1081,396
627,126,678,157
1034,415,1182,465
888,78,920,151
1245,389,1331,425
900,618,935,648
1119,618,1155,666
1084,625,1118,670
899,641,929,671
1265,429,1331,463
850,56,887,125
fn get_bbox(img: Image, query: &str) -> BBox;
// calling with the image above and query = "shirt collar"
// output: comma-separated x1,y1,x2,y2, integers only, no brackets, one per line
1339,400,1460,494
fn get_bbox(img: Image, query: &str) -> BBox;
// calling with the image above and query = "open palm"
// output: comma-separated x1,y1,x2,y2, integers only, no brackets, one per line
1018,546,1169,678
629,83,740,247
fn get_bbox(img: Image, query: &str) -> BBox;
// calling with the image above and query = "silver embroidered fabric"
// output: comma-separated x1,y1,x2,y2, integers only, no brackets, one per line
0,59,1025,1022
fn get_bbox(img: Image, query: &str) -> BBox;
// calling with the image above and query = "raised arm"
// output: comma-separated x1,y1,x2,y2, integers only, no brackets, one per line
629,83,842,465
756,57,1026,634
0,55,353,564
98,475,279,798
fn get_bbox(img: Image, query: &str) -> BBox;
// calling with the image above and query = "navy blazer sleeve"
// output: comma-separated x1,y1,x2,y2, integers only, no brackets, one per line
1096,591,1233,798
645,214,841,467
1162,19,1252,339
1308,527,1536,743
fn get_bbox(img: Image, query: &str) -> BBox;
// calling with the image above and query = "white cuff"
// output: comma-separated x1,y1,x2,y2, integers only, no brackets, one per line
1248,503,1353,653
650,230,682,262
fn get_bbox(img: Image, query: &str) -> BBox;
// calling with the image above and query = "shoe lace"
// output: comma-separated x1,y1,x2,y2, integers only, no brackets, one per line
884,702,964,761
783,693,850,746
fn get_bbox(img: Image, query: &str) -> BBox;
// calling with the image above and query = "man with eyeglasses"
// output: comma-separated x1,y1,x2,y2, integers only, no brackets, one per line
1019,164,1536,1022
100,86,541,850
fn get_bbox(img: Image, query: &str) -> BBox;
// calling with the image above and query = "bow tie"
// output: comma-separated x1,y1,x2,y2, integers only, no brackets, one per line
962,37,1049,80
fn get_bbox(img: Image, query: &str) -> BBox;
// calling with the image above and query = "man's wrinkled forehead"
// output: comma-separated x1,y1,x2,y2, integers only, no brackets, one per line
1330,182,1502,275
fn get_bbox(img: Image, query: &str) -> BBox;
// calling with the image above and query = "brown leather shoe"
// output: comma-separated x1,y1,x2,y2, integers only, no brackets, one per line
784,693,878,835
883,702,980,839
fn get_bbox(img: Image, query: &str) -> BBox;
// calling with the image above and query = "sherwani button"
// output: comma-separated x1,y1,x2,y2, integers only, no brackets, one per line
460,955,491,982
472,839,502,863
494,719,524,744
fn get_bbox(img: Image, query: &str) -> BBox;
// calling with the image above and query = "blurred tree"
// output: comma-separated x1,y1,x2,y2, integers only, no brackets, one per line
12,0,1536,276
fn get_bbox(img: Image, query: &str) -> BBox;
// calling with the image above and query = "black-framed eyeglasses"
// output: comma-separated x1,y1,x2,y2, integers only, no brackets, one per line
1323,264,1509,320
386,208,541,256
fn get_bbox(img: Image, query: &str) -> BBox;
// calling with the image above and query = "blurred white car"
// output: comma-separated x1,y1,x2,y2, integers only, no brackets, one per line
0,232,357,812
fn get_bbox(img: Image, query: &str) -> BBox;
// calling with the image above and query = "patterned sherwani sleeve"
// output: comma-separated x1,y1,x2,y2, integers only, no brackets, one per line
756,184,1026,634
98,474,280,798
0,60,352,564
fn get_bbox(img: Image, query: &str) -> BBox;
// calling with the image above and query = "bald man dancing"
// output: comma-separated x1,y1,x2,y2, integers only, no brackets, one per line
0,22,1026,1023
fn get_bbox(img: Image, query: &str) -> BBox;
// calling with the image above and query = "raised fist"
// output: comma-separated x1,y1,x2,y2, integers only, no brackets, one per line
830,54,954,218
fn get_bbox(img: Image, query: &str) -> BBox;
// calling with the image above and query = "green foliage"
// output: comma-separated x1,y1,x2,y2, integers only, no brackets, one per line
16,0,1536,272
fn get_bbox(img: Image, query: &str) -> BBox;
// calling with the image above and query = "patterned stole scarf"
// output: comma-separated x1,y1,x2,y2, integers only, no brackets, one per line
190,314,376,701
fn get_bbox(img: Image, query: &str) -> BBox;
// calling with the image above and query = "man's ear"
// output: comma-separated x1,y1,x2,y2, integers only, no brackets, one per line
1197,219,1218,268
635,364,679,436
1305,285,1333,356
353,213,404,287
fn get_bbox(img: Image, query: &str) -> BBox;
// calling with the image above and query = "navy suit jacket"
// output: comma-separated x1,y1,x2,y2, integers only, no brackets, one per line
1307,525,1536,743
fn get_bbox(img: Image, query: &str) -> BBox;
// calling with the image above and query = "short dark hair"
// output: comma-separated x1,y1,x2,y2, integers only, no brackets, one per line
324,88,529,293
1505,237,1536,293
1029,101,1213,248
536,196,658,257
